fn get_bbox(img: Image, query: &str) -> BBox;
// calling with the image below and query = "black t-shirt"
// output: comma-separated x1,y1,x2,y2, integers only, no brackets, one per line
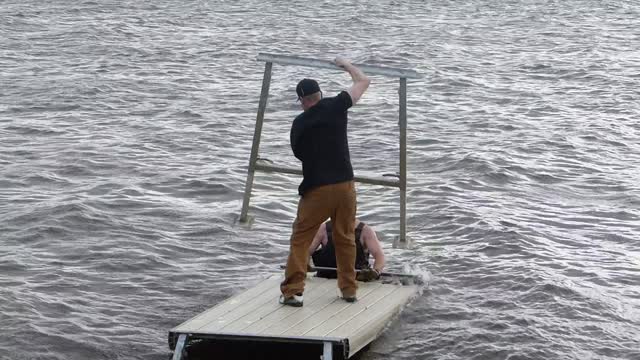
290,91,354,196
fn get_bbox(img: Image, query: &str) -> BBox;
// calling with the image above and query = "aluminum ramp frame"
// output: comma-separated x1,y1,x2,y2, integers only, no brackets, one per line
169,274,418,360
238,53,421,247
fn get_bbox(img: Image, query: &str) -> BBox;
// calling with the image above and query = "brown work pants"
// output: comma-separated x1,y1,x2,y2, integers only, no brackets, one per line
280,181,357,298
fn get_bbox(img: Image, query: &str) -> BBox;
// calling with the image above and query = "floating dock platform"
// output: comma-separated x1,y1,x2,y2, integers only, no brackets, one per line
169,274,419,360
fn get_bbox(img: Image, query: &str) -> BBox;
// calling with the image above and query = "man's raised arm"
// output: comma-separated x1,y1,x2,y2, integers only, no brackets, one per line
334,57,370,105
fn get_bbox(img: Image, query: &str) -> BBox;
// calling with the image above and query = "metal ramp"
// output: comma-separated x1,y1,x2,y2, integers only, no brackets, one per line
169,275,419,360
239,53,421,247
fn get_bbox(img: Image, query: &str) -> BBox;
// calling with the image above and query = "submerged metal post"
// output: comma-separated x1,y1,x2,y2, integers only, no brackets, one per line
398,77,408,246
240,62,272,223
322,341,333,360
171,334,187,360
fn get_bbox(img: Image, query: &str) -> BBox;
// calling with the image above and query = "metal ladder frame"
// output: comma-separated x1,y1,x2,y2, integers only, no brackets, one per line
239,53,420,247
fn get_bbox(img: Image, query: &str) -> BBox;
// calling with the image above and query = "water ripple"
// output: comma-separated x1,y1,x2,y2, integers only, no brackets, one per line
2,0,640,359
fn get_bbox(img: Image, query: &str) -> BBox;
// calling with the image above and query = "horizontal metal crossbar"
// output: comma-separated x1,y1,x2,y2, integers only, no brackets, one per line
255,160,400,188
257,53,421,79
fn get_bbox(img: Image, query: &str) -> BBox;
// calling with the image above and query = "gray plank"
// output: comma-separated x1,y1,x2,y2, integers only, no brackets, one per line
302,284,398,337
231,277,335,334
197,279,284,333
277,281,384,337
242,278,336,334
254,278,344,336
172,275,278,332
329,285,418,355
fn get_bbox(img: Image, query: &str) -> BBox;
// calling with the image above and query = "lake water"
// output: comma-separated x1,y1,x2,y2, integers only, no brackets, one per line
1,0,639,359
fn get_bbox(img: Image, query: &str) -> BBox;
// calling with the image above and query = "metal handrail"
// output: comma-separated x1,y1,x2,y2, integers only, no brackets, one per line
257,53,421,79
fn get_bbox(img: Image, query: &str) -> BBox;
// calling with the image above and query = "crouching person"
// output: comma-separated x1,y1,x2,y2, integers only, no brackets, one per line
309,219,385,282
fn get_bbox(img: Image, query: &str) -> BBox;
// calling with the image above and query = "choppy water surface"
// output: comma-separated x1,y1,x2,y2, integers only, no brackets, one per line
1,1,639,359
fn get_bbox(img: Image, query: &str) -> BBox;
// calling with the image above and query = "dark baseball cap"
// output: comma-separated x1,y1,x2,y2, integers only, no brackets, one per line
296,78,321,100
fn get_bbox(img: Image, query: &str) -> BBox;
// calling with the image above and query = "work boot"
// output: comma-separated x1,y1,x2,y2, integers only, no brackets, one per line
341,291,357,303
279,293,303,307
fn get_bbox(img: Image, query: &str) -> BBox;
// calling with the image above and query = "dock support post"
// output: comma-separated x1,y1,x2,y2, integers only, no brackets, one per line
240,61,273,223
322,341,333,360
172,334,187,360
398,77,408,247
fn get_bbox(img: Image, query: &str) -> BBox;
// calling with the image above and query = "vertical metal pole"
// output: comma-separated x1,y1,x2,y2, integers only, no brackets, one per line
322,341,333,360
240,61,273,223
172,334,187,360
399,77,407,246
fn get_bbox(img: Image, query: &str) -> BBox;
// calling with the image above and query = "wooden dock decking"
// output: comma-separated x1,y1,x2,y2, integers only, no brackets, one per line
169,274,419,359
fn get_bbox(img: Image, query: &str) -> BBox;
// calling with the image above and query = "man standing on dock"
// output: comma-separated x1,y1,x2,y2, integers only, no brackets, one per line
280,57,370,307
